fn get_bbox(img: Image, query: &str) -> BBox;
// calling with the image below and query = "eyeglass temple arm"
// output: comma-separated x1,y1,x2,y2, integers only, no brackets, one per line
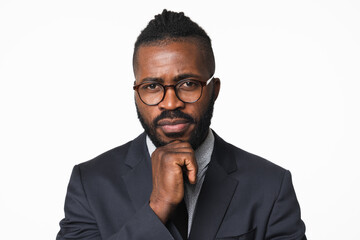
204,74,215,86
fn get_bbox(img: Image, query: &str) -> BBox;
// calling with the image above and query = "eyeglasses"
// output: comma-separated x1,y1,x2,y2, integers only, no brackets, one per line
133,75,214,106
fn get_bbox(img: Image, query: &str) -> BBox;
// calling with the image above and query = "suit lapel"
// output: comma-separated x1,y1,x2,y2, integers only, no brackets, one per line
189,133,239,240
122,133,153,210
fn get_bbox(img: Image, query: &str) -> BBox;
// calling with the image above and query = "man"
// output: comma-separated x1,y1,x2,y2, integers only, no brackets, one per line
57,9,306,240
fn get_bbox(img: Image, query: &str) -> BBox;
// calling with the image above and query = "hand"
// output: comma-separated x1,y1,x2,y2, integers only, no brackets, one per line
149,141,197,223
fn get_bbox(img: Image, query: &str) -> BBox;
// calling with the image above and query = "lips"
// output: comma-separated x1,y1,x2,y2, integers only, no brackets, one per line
157,118,189,126
157,118,192,134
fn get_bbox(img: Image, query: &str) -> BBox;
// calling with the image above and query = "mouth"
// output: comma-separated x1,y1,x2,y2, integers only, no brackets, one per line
157,118,192,135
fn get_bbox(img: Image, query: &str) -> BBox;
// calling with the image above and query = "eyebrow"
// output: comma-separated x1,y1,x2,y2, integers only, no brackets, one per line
139,73,202,84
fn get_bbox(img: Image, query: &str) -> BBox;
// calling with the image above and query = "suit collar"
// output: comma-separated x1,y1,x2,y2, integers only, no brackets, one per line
124,132,149,168
189,132,239,239
122,132,153,210
211,131,238,174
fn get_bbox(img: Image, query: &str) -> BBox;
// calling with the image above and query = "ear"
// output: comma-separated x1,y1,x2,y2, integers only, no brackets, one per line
213,78,221,101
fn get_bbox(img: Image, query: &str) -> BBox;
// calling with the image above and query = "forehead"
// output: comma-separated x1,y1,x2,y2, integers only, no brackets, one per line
135,41,209,81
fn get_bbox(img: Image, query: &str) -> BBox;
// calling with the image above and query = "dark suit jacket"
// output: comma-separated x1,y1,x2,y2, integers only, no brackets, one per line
57,132,306,240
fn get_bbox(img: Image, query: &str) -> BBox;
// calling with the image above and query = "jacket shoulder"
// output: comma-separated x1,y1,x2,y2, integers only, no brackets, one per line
77,133,147,176
214,133,287,181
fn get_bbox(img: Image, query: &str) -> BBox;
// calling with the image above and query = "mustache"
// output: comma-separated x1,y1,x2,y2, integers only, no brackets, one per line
153,110,195,126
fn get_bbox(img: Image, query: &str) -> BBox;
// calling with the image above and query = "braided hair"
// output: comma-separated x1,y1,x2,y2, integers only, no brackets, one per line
133,9,215,75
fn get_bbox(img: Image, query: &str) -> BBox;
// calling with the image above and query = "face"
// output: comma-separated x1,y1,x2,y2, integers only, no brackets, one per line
134,40,220,149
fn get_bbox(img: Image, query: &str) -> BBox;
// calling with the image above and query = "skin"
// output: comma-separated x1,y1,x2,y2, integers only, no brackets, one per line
134,40,221,223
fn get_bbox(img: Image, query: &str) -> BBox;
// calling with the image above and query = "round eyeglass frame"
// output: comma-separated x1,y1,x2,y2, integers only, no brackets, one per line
133,74,215,106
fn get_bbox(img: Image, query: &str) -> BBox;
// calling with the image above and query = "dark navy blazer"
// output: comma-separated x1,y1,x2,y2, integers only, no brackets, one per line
57,132,306,240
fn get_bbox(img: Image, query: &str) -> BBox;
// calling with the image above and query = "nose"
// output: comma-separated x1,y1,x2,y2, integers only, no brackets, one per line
157,87,185,110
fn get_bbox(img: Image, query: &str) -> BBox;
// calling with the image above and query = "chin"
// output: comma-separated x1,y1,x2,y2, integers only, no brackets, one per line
159,132,190,143
158,126,194,141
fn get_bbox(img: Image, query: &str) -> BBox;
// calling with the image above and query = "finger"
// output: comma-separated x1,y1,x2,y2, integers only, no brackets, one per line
183,155,197,184
164,145,194,155
172,147,194,154
173,152,197,176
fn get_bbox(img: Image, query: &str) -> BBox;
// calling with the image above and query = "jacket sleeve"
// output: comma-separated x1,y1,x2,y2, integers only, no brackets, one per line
57,165,174,240
265,170,307,240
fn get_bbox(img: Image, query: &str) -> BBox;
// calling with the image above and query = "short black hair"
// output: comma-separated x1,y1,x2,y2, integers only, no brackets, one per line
133,9,215,75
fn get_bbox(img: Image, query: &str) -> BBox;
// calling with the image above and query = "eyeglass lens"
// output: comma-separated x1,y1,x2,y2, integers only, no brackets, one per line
138,80,203,105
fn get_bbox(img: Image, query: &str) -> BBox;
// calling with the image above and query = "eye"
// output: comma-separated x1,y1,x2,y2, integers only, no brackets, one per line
147,83,157,89
179,80,200,90
184,81,196,87
141,82,162,92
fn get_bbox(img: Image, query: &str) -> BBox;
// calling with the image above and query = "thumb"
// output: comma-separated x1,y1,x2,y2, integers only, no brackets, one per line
184,158,197,184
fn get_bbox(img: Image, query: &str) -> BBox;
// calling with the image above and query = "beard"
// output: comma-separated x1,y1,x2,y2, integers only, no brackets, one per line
136,91,215,150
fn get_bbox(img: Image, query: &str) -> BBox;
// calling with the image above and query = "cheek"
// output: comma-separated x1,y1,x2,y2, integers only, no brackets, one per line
136,99,158,123
194,93,212,116
186,103,205,122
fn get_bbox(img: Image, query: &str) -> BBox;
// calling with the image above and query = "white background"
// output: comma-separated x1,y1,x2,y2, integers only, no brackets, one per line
0,0,359,239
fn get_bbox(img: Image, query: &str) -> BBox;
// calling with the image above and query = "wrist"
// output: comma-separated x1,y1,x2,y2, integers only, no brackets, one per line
149,198,176,224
